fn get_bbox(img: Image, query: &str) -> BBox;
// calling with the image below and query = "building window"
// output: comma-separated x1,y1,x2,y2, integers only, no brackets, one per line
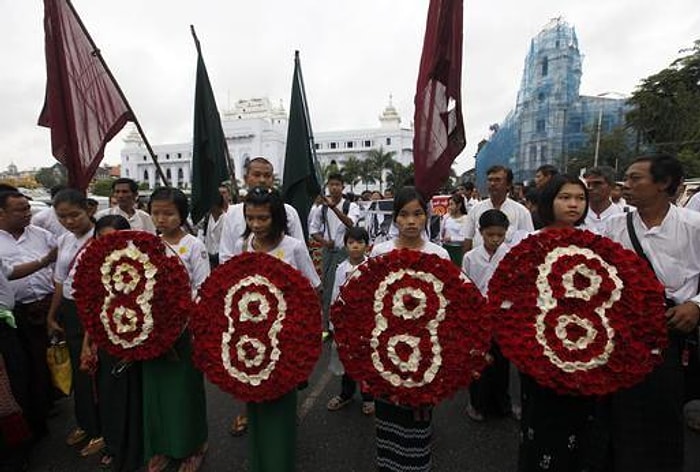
330,142,337,149
364,140,372,147
386,137,392,146
536,119,545,133
346,141,354,149
541,57,548,77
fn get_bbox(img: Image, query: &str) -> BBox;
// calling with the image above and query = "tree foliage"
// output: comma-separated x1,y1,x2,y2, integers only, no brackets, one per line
627,40,700,176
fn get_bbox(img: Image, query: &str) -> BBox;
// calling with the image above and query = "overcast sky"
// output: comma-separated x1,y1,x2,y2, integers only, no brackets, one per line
1,0,698,175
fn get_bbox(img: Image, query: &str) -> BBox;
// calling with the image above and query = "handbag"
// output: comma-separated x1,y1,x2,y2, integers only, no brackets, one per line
46,340,72,395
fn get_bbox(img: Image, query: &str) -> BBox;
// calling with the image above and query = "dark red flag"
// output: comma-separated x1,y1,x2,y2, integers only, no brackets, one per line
413,0,466,198
38,0,133,191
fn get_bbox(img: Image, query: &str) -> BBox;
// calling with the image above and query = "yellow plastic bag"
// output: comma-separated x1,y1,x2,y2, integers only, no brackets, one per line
46,342,72,395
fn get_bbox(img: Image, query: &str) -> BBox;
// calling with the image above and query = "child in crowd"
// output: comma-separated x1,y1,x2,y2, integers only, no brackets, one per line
232,186,321,472
145,188,209,472
45,189,103,457
370,186,450,472
326,226,375,415
462,209,513,422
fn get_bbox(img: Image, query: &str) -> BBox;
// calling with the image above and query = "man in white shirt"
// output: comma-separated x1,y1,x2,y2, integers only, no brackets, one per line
464,165,534,252
581,166,623,233
309,173,360,325
602,154,700,471
219,158,305,264
95,178,156,233
0,190,57,438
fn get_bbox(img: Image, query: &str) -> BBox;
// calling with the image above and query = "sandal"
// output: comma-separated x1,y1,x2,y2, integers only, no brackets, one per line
327,395,352,411
65,427,87,446
147,454,170,472
79,436,105,457
362,401,375,416
229,414,248,436
177,443,208,472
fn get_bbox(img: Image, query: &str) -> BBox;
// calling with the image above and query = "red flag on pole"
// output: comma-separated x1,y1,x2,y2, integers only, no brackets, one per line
412,0,466,198
38,0,133,191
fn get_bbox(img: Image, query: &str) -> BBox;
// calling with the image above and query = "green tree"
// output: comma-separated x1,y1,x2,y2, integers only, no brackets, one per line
366,146,396,193
627,40,700,176
340,155,362,192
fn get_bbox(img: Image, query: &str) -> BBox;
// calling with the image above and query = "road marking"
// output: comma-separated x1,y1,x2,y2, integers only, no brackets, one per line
298,370,333,423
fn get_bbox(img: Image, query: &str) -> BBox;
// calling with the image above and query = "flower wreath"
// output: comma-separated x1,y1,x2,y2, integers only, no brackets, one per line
488,228,667,396
332,249,490,407
73,230,192,361
191,252,321,403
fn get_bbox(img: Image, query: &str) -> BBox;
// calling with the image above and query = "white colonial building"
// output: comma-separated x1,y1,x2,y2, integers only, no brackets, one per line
120,97,414,190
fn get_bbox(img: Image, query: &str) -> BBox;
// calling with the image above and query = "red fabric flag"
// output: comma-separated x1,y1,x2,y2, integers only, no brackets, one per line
38,0,133,191
413,0,466,198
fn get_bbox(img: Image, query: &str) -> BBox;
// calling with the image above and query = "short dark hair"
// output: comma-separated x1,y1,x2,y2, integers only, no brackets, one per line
486,165,514,184
392,186,428,223
243,186,288,241
327,173,344,184
631,154,684,197
344,226,369,245
53,188,89,210
0,191,25,209
583,166,616,185
536,164,559,177
149,187,189,224
95,214,131,234
537,175,588,227
112,178,138,194
479,209,509,230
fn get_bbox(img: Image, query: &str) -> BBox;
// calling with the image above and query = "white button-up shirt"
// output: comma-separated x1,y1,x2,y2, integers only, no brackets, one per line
0,225,56,303
95,207,156,234
603,206,700,305
465,197,534,248
218,202,305,264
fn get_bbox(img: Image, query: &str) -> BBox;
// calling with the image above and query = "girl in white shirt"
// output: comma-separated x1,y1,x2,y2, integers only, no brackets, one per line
233,186,321,472
45,189,103,456
145,188,210,472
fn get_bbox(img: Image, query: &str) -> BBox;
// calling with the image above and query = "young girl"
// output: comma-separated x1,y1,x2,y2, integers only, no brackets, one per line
81,215,144,471
326,226,374,416
517,175,598,472
440,193,468,265
463,210,512,422
145,188,209,472
46,189,104,457
370,186,450,472
232,186,321,472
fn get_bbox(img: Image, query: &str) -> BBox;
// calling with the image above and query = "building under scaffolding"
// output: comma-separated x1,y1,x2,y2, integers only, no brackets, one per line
474,18,630,189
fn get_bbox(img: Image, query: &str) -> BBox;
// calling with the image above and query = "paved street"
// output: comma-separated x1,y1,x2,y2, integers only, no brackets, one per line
30,342,700,471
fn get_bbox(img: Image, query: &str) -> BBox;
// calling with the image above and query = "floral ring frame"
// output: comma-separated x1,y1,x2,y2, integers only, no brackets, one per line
487,228,667,396
73,230,192,361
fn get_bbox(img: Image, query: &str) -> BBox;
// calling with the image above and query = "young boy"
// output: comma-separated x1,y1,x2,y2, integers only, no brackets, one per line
462,209,513,422
326,226,375,415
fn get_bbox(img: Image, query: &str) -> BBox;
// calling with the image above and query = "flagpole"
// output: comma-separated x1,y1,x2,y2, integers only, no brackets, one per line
64,0,169,187
190,25,238,194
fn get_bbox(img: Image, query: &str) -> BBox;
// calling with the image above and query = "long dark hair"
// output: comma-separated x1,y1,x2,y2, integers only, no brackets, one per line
537,175,589,227
243,186,288,241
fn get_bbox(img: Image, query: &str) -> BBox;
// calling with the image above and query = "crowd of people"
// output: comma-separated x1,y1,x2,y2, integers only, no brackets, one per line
0,153,698,472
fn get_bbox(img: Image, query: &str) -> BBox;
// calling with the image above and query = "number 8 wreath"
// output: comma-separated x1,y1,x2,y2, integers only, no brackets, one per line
73,230,193,361
191,252,321,403
487,227,667,396
332,250,491,407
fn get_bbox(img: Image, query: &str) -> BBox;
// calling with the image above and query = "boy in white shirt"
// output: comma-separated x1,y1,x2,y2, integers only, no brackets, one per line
462,209,513,422
326,227,375,415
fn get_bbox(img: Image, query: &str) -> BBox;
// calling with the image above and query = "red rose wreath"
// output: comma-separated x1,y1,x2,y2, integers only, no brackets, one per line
331,250,490,407
191,252,321,403
488,228,667,396
73,230,192,361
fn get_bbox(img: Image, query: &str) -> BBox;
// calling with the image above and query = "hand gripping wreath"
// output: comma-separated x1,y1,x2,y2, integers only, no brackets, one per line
488,228,667,396
331,249,490,407
191,252,321,403
73,230,192,361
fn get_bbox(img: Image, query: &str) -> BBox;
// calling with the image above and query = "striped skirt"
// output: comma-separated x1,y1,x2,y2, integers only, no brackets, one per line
375,400,432,472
